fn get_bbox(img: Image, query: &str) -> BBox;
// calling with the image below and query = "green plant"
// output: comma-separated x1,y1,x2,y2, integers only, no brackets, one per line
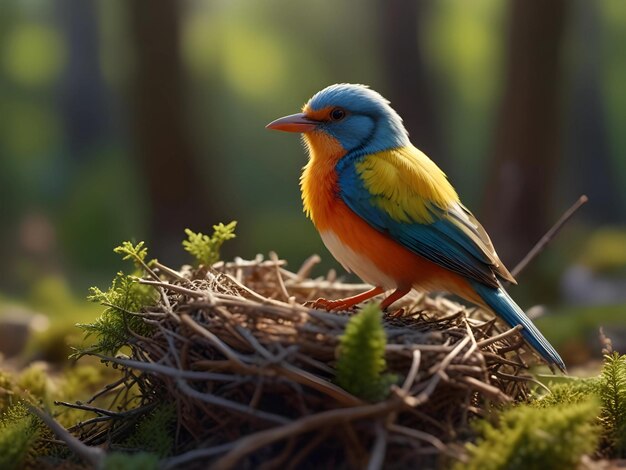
0,402,41,470
76,271,157,356
460,399,600,470
335,303,395,401
124,404,175,458
531,378,598,408
598,352,626,457
74,241,158,357
102,451,159,470
114,241,150,270
182,221,237,266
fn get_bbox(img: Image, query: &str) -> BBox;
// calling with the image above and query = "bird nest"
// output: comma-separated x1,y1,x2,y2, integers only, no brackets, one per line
60,254,542,469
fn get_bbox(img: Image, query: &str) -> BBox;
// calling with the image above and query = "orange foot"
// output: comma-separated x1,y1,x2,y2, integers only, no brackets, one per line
306,297,356,311
386,307,405,318
305,287,384,312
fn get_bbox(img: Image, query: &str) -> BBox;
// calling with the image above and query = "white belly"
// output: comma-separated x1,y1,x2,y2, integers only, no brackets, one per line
319,230,396,289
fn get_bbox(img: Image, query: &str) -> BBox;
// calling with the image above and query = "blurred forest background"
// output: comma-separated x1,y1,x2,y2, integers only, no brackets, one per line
1,0,625,366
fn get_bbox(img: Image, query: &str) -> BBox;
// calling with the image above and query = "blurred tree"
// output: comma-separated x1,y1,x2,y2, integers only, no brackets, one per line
564,1,622,223
482,0,569,267
127,0,217,260
377,0,445,168
59,0,108,160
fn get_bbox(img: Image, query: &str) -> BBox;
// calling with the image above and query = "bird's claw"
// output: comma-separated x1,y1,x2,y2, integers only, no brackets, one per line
305,297,352,312
385,307,405,318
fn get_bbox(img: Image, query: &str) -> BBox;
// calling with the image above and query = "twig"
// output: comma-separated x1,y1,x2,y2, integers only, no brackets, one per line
511,195,588,277
90,353,241,382
54,401,134,418
180,313,246,365
269,251,290,301
387,424,448,453
139,279,205,298
26,404,104,467
212,399,403,470
429,336,471,375
295,254,321,280
275,363,363,407
285,427,331,470
367,422,388,470
161,443,236,469
457,376,511,402
153,260,191,282
477,325,523,348
401,349,421,392
176,379,291,425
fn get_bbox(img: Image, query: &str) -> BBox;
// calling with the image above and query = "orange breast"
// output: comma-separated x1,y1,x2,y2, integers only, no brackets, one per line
300,132,478,301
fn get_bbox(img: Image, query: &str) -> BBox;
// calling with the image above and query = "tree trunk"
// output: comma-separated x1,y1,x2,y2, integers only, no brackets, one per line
482,0,568,266
127,0,217,260
564,2,622,222
378,0,445,167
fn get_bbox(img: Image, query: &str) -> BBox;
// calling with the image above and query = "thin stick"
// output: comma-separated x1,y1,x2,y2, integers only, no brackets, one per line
161,443,236,469
401,350,421,392
212,400,402,470
176,379,291,425
367,422,388,470
295,254,321,280
26,405,104,467
511,195,588,278
387,424,448,453
269,251,290,301
477,325,523,348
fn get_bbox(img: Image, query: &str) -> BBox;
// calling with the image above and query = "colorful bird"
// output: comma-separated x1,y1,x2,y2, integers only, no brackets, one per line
267,83,565,371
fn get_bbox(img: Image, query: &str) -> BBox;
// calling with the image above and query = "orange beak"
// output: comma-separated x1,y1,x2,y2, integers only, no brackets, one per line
266,112,318,133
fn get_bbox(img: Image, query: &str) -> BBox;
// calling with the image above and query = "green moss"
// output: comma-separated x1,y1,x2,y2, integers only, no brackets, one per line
17,363,53,406
468,351,626,466
0,402,41,470
124,404,175,458
103,451,159,470
459,399,600,470
335,303,395,401
0,370,17,411
531,378,598,408
598,352,626,457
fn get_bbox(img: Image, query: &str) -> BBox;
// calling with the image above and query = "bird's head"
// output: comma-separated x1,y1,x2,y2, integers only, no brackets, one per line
267,84,409,157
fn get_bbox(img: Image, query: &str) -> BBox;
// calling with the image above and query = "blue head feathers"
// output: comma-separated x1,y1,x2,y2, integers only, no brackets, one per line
305,84,410,155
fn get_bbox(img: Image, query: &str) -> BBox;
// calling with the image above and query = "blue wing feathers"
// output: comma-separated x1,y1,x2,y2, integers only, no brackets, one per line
338,157,565,371
471,281,566,371
338,161,499,288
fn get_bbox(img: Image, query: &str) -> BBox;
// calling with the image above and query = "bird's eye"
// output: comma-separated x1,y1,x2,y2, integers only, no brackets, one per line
330,107,346,121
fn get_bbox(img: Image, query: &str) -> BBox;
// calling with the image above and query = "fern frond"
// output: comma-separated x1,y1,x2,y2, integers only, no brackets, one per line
335,303,395,401
182,221,237,266
76,271,157,357
113,241,150,270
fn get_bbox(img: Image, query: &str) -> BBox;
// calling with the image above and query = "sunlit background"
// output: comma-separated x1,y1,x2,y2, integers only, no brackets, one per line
1,0,625,366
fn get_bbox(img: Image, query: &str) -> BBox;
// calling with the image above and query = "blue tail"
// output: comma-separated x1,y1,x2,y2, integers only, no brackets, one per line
471,281,565,372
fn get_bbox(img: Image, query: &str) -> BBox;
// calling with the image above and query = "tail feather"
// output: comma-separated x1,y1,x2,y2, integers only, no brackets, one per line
471,281,566,372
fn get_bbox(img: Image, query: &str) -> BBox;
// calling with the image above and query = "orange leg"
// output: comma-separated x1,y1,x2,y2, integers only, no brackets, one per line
309,286,384,311
380,288,411,311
